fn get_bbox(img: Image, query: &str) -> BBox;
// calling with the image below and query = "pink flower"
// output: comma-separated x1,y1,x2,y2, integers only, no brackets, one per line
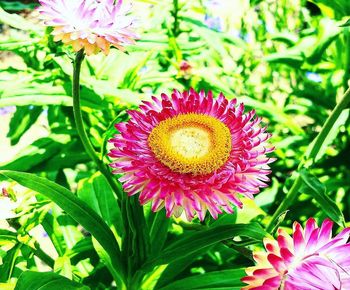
242,218,350,290
109,89,274,220
38,0,138,55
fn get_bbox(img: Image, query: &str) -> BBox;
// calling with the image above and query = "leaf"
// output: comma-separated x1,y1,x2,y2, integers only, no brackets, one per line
0,229,17,245
339,18,350,27
306,19,340,64
0,39,40,51
142,223,266,271
157,269,245,290
299,169,345,227
308,109,349,161
77,172,123,236
14,271,89,290
264,51,304,67
0,244,22,282
152,248,213,289
34,140,90,172
309,0,350,18
41,213,66,257
54,256,73,280
0,1,37,11
0,136,70,172
0,7,42,32
123,196,151,274
0,71,106,109
271,32,299,46
91,237,123,285
0,170,126,287
7,106,42,146
120,50,154,89
148,210,170,256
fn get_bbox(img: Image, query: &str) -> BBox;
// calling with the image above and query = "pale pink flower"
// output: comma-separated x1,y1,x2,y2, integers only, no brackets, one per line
109,89,274,220
242,218,350,290
38,0,137,55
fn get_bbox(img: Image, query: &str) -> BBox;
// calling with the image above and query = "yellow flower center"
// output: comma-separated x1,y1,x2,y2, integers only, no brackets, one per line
148,113,232,175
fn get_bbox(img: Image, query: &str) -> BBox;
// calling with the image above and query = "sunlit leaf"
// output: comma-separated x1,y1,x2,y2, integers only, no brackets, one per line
14,271,89,290
299,169,345,227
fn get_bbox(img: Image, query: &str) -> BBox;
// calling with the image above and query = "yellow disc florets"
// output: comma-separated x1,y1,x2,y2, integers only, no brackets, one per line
148,113,232,175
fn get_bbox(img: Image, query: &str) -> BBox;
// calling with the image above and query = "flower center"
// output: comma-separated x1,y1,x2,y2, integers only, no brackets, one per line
148,113,232,175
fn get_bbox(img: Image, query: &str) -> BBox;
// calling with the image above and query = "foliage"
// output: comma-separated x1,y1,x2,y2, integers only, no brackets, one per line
0,0,350,289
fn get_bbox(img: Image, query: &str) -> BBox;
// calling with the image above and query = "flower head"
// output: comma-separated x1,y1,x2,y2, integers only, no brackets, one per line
242,218,350,290
109,89,274,220
38,0,137,55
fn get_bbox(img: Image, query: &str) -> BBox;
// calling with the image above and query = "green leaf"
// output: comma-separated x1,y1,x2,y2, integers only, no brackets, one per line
306,109,349,161
123,196,151,275
7,106,42,146
142,223,266,271
158,269,245,290
0,7,42,32
153,249,213,289
0,1,37,11
0,71,106,109
0,229,17,245
34,140,90,172
306,19,340,64
299,169,345,227
54,256,73,280
77,172,123,235
14,271,89,290
0,170,126,287
339,18,350,27
0,136,70,172
0,39,40,51
0,244,22,282
121,51,154,89
264,51,304,67
148,210,170,256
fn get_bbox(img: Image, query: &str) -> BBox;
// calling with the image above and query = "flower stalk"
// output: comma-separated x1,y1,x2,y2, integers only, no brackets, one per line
72,50,122,201
266,85,350,232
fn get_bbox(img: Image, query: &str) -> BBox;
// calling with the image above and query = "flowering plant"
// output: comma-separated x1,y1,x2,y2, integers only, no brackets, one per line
0,0,350,289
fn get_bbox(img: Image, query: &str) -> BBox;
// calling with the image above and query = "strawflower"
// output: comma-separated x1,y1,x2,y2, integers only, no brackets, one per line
38,0,137,55
109,89,274,220
242,218,350,290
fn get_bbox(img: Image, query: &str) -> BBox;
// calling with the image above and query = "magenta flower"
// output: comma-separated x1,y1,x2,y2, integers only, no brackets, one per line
38,0,137,55
109,89,274,220
242,218,350,290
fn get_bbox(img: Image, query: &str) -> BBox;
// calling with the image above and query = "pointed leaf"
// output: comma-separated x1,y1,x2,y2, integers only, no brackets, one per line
0,170,126,286
300,169,345,227
158,269,245,290
14,271,89,290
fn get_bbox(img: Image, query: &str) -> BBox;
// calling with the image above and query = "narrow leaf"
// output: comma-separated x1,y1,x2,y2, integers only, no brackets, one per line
142,223,266,271
15,271,89,290
158,269,245,290
300,169,345,227
0,170,126,286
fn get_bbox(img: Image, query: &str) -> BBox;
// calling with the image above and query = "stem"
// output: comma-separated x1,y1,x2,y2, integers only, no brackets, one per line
307,86,350,161
33,245,55,268
72,50,122,201
73,50,127,290
266,86,350,232
172,0,180,37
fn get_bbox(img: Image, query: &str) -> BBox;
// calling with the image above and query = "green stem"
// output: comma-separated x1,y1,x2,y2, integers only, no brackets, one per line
73,50,127,290
266,86,350,232
33,245,55,268
172,0,180,37
72,50,122,201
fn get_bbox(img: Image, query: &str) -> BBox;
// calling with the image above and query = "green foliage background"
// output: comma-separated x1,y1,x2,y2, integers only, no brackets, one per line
0,0,349,289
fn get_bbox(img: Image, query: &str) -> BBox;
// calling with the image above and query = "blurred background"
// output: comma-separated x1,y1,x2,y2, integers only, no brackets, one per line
0,0,350,288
